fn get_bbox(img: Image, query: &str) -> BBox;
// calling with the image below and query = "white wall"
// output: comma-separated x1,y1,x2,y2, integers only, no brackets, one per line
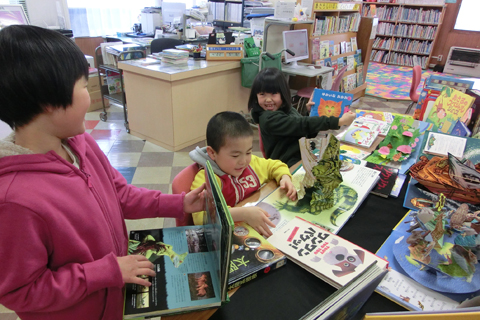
0,121,12,139
26,0,70,29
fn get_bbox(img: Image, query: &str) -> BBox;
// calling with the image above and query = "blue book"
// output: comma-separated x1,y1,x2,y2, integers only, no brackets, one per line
310,88,353,118
451,120,471,137
324,57,332,67
424,75,474,92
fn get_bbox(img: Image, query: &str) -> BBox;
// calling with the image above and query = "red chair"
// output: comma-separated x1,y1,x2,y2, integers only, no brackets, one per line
172,163,200,226
258,126,267,158
331,65,348,92
406,65,422,114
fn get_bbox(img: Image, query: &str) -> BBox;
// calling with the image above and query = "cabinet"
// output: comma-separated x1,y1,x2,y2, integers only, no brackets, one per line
94,46,145,133
290,1,373,100
363,2,445,69
208,0,245,29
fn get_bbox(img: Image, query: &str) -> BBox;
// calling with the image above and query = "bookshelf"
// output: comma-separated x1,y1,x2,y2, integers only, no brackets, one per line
362,1,445,69
289,1,373,100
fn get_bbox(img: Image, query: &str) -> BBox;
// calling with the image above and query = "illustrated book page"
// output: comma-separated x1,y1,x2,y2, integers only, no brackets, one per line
268,217,388,288
259,163,380,235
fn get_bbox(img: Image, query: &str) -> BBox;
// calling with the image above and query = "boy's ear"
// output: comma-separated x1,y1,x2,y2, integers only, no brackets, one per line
206,146,216,160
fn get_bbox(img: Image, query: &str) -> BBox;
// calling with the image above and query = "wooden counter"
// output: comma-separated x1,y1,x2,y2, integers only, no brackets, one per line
118,59,251,151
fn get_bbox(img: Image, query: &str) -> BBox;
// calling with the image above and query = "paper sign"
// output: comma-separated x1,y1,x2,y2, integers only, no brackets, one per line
275,1,295,20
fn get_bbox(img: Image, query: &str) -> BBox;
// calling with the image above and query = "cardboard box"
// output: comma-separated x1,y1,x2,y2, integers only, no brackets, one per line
88,90,109,112
87,74,100,92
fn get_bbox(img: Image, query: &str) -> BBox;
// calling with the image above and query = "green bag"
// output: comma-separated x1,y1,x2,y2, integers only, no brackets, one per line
243,37,261,57
240,52,282,88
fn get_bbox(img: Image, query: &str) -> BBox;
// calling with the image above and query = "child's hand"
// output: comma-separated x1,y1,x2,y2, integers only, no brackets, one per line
306,89,316,112
244,207,276,237
280,175,297,201
117,255,155,287
184,183,206,213
339,111,356,127
232,207,275,237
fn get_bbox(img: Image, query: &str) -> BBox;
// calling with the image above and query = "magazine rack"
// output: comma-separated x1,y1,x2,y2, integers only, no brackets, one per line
94,46,145,133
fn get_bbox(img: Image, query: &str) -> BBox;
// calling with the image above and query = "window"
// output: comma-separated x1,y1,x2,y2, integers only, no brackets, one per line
0,0,28,21
454,0,480,32
67,0,198,37
67,0,156,37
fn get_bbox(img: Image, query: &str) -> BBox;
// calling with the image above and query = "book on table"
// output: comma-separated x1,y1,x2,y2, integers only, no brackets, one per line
364,162,399,198
375,210,480,312
299,260,388,320
422,131,467,158
424,86,475,134
123,160,233,319
258,162,380,235
364,306,480,320
267,217,388,289
340,118,381,148
227,221,287,291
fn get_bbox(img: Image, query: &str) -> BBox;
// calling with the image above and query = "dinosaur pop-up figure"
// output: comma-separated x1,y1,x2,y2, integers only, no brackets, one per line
297,133,343,211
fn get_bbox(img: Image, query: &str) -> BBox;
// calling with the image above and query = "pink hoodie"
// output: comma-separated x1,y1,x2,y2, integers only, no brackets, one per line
0,133,184,320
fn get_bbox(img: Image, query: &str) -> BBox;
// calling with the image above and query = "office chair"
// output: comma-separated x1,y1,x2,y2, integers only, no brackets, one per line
150,38,185,53
172,163,200,226
331,65,348,92
406,65,422,115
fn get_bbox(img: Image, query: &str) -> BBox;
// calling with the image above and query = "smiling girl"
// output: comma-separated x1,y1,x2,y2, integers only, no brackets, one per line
249,68,355,167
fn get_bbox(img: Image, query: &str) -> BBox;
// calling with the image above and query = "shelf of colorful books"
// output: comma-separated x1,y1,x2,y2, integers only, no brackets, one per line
390,49,430,56
397,21,439,26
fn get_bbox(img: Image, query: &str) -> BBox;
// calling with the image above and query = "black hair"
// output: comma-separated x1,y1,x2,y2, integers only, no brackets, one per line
247,68,291,112
0,25,89,129
206,111,253,152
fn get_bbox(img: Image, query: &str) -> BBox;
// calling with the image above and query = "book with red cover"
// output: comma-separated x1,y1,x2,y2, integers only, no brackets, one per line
364,162,399,198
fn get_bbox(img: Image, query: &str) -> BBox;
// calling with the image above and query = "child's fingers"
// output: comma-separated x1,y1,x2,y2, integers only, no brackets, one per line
258,225,273,237
190,183,206,195
264,216,276,228
258,208,270,217
132,276,152,287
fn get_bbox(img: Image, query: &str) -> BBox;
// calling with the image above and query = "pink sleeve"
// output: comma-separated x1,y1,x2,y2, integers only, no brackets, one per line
109,163,185,220
0,203,123,312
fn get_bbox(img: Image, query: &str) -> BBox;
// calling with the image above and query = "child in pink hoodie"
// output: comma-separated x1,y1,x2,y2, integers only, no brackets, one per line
0,25,205,320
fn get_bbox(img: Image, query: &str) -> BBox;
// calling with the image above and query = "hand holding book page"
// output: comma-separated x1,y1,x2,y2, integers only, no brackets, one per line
123,161,233,319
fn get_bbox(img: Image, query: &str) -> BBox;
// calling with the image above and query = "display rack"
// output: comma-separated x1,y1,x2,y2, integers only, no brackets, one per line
363,1,445,69
289,1,373,100
94,46,145,133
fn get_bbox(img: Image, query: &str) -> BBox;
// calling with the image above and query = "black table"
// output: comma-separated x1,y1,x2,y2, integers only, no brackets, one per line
210,177,411,320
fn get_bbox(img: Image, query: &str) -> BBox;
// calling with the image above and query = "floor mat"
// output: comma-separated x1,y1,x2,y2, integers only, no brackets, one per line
364,62,475,100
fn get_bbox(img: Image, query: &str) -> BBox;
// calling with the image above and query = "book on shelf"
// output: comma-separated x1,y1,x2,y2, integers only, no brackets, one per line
333,44,340,56
350,37,358,52
423,131,467,158
332,60,338,76
424,86,475,134
299,261,388,320
346,55,355,71
329,40,334,57
364,306,480,320
123,161,233,319
310,88,353,118
267,217,388,289
340,118,381,148
364,162,399,198
320,40,330,59
227,221,287,291
324,57,332,68
259,163,380,235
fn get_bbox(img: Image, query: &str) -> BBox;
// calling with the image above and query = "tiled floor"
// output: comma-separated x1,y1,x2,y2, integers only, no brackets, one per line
0,96,411,319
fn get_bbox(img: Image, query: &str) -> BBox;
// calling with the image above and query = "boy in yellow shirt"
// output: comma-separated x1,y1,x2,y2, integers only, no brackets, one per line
190,111,297,236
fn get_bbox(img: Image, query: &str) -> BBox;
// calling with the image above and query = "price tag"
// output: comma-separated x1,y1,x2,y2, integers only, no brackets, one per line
210,52,225,57
226,52,241,57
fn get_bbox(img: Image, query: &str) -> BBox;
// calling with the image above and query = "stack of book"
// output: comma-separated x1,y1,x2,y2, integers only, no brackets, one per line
161,49,189,65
